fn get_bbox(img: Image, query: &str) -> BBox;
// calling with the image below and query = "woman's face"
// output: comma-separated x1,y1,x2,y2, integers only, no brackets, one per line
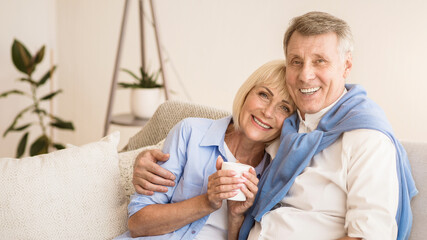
239,84,294,143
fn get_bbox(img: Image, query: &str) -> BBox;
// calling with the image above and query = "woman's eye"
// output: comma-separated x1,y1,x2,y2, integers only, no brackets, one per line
259,92,268,99
280,105,290,112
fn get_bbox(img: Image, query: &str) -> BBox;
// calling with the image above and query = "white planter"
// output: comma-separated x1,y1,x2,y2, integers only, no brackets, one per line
130,88,165,119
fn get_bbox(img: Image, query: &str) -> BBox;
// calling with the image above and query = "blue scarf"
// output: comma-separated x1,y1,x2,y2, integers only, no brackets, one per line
239,84,418,240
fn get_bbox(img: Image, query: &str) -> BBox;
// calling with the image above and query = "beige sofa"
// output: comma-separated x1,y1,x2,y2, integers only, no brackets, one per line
1,100,425,239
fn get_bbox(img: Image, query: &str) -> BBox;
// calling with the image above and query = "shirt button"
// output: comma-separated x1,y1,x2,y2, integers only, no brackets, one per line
191,230,196,234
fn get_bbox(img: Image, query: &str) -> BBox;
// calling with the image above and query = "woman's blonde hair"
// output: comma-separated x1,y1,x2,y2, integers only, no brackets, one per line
232,59,293,130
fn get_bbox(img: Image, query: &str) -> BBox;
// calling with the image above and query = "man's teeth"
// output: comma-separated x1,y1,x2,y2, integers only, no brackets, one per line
253,116,271,129
300,87,320,95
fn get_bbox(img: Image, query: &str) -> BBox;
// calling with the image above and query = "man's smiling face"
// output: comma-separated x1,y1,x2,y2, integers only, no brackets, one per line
285,31,352,119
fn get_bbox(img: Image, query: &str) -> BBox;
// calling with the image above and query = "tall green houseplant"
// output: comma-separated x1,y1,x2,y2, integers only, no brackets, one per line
0,39,75,157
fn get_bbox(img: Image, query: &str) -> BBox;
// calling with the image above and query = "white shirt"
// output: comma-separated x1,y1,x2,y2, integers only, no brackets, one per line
248,92,399,240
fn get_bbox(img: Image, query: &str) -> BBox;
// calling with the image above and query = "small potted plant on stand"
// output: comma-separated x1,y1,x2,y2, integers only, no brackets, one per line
119,67,165,119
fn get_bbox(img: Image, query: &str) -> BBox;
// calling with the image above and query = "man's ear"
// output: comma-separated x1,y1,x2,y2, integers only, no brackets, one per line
343,52,353,79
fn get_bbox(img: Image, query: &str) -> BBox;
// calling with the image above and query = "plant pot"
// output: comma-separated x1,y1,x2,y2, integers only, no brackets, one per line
130,88,165,119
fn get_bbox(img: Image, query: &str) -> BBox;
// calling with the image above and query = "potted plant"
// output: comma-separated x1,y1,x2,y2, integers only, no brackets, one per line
119,67,165,119
0,39,75,157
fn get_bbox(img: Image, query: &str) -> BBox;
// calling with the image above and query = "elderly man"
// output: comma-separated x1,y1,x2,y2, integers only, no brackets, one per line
131,12,416,240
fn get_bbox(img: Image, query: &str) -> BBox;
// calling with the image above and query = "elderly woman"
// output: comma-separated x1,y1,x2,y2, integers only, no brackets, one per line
118,60,295,240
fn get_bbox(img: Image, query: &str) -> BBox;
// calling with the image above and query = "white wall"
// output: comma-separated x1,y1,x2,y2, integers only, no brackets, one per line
151,0,427,142
0,0,57,157
1,0,426,157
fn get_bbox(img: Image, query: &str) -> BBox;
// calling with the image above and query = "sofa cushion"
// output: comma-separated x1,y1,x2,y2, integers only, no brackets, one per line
118,139,164,200
125,100,229,151
401,141,427,239
0,132,127,240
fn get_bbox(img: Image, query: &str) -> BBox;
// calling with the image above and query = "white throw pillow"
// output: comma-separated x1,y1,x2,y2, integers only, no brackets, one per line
0,131,128,240
118,139,164,200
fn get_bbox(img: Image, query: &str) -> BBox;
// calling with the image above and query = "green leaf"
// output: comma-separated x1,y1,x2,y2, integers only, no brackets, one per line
3,122,17,138
0,89,24,98
29,135,49,156
50,121,74,130
40,89,62,101
118,83,140,88
140,67,148,79
52,143,65,150
121,68,140,81
33,45,45,64
50,116,74,130
18,78,38,85
38,66,56,86
11,39,34,75
33,108,47,115
119,67,163,88
16,132,29,158
3,105,34,137
14,123,32,131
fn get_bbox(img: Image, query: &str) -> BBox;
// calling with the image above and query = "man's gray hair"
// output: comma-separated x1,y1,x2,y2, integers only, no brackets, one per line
283,11,354,60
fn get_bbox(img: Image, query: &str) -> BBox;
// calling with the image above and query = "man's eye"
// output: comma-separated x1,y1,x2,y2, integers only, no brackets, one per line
316,59,325,64
292,60,302,65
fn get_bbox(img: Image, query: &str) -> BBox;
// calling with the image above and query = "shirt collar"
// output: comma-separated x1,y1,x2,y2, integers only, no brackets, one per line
298,88,347,133
200,116,232,156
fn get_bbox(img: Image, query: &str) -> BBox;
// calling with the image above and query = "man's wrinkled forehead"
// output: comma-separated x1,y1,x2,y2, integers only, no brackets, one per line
285,31,342,58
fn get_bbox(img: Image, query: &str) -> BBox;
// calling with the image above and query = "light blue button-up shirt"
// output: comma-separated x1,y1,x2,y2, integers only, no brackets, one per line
116,116,234,240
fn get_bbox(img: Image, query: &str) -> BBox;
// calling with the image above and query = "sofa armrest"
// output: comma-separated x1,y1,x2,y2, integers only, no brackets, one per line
125,100,230,151
401,141,427,240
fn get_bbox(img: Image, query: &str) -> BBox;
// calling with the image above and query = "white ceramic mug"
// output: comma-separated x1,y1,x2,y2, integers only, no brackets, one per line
221,162,252,201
